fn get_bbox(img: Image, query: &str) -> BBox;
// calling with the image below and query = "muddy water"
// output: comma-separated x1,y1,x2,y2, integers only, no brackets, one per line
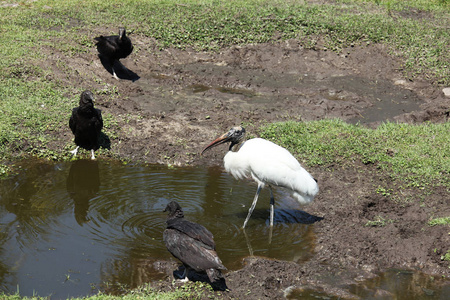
0,160,447,299
0,160,317,298
135,61,423,126
287,269,450,300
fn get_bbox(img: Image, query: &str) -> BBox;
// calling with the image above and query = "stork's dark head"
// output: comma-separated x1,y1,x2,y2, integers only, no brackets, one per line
79,90,94,108
164,201,184,219
201,126,246,154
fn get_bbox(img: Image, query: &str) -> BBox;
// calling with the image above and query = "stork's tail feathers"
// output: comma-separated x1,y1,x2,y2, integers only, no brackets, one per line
292,174,319,204
292,191,316,204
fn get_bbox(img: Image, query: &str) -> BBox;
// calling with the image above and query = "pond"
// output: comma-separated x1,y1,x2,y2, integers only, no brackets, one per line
0,160,448,299
0,159,317,298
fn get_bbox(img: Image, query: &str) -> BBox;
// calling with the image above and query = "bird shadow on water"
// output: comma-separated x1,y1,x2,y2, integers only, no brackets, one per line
98,55,140,82
235,208,323,225
277,209,324,225
239,208,323,251
172,266,228,291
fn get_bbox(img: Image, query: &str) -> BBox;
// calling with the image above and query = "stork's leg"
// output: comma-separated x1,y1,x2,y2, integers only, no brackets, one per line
242,184,263,229
90,149,96,160
242,228,254,256
70,146,79,157
268,185,275,227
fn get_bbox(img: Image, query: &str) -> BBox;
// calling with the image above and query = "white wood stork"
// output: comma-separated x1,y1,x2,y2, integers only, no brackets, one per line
202,126,319,228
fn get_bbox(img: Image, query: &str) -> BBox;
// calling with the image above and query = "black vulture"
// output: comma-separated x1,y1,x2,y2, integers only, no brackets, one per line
94,27,133,80
69,90,103,160
163,201,227,288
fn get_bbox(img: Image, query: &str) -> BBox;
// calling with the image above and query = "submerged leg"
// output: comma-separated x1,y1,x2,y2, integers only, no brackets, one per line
90,149,96,160
268,185,275,243
242,228,254,256
242,184,263,229
70,146,79,157
268,185,275,227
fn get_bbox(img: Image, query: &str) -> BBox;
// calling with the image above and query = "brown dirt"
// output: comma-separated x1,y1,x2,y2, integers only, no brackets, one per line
45,33,449,298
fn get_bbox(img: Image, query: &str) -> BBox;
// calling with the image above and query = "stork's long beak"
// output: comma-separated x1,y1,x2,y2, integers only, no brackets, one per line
201,131,231,155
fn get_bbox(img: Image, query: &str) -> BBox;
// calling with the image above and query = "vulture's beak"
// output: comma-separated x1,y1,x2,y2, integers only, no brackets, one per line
119,28,125,40
201,131,232,155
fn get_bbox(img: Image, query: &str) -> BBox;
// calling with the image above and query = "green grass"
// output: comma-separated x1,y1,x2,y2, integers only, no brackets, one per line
0,0,449,174
442,250,450,262
0,281,214,300
37,0,450,85
365,215,394,227
428,216,450,226
259,119,450,190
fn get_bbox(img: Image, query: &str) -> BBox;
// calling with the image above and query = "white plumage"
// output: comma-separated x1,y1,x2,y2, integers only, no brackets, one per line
202,126,319,228
224,138,318,204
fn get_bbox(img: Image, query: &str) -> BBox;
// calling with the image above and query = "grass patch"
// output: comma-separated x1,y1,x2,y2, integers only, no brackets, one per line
0,281,213,300
442,250,450,262
365,215,394,227
1,0,450,79
0,0,449,172
428,216,450,226
259,119,450,190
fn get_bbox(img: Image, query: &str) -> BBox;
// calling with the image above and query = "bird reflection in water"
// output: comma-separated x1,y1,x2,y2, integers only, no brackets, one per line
66,159,100,225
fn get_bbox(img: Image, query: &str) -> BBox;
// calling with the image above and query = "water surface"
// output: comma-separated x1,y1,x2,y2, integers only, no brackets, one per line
1,160,448,299
0,160,317,298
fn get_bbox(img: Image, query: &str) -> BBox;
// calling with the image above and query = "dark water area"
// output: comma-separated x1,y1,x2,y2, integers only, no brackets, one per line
0,160,316,298
287,269,450,300
0,160,448,299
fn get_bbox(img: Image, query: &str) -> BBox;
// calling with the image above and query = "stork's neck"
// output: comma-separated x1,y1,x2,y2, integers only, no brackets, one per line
229,140,244,152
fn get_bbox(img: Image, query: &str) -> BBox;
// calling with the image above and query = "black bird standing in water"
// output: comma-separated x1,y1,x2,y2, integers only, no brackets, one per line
163,201,227,289
69,90,103,160
94,27,133,80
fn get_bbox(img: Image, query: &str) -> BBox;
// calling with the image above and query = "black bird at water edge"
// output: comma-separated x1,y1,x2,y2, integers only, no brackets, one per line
94,27,133,80
163,201,227,290
69,90,103,160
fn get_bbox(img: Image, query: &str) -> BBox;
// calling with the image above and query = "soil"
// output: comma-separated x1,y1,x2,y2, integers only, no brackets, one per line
43,32,449,299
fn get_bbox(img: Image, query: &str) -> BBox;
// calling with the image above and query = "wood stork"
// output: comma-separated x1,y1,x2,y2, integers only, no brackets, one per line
201,126,319,228
69,90,103,160
163,201,227,288
94,27,133,80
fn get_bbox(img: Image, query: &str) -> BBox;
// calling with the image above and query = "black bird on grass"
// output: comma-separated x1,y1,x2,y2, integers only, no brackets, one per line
94,27,133,80
69,90,103,160
163,201,227,289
